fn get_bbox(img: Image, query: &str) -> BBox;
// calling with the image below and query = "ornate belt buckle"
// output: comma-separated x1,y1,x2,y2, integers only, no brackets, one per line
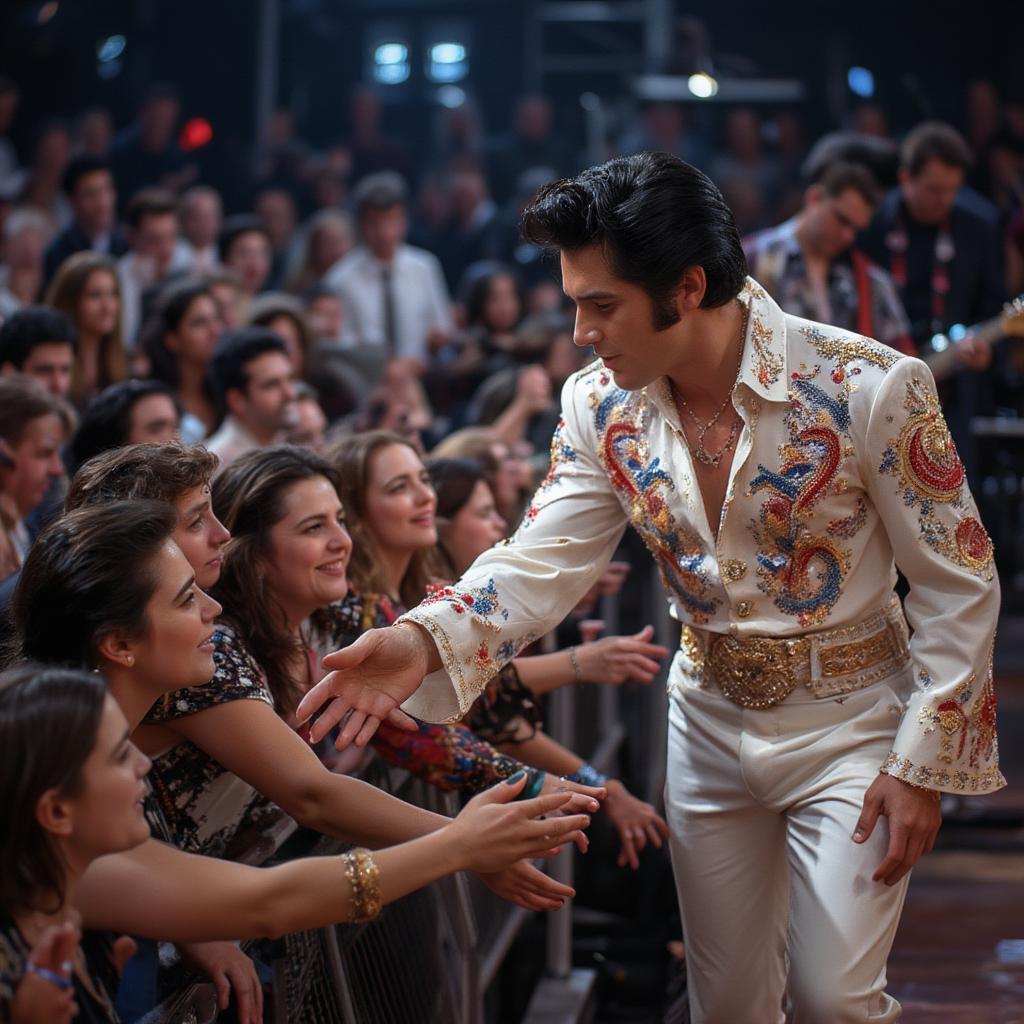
708,635,800,709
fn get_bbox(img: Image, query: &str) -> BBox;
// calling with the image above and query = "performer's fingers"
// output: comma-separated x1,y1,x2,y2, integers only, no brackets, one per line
884,833,925,886
852,791,882,843
336,709,369,750
872,826,908,884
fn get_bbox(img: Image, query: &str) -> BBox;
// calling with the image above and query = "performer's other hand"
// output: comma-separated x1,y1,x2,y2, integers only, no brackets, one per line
298,623,438,750
852,773,942,886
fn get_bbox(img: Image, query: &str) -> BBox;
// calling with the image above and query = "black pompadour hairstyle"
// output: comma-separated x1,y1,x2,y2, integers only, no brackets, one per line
519,152,748,328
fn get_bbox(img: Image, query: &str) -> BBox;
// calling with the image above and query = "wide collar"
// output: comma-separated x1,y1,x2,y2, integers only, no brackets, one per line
643,275,790,421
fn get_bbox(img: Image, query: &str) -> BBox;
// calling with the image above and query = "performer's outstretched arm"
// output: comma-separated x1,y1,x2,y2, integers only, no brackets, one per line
300,365,630,746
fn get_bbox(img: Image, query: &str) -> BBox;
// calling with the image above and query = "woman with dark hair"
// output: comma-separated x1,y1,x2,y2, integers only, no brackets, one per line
428,262,527,422
429,456,671,869
142,279,221,442
66,380,180,475
0,664,147,1024
45,252,125,408
4,501,588,1018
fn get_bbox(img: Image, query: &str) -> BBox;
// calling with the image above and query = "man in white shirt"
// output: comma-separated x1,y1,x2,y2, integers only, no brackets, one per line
176,185,223,275
300,154,1002,1023
325,171,453,365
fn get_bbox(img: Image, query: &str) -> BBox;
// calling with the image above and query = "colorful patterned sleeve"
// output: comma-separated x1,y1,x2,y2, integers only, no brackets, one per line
860,356,1003,794
399,365,630,722
371,719,524,794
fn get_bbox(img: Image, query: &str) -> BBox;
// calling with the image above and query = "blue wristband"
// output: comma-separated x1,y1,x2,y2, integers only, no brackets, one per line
565,762,607,788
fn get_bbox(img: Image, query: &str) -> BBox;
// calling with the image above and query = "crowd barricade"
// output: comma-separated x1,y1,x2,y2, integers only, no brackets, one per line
152,551,671,1023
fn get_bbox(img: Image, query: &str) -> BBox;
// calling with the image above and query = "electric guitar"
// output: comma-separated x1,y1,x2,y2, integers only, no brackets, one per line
923,295,1024,381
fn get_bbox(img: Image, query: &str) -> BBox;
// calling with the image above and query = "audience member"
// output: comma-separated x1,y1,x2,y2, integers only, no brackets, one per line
143,278,221,441
109,83,195,202
0,77,19,192
46,251,126,407
4,502,576,1002
348,86,412,183
247,291,313,377
0,305,76,398
441,167,502,291
176,185,223,275
327,171,453,363
287,209,354,296
117,188,188,348
19,120,72,232
218,214,273,306
303,281,345,343
487,95,571,204
67,380,180,474
743,161,915,356
205,267,247,331
205,326,298,466
287,382,328,449
43,156,126,283
0,208,49,320
0,376,73,579
254,186,298,289
73,105,115,158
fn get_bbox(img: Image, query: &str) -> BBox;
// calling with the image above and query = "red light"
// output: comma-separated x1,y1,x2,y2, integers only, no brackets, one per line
180,117,213,151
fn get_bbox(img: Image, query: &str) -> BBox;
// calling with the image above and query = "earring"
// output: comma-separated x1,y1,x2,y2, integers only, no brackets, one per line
126,655,135,667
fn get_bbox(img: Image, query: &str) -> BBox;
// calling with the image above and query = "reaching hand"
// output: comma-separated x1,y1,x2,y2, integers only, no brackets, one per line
13,923,80,1024
603,779,671,870
298,624,435,750
178,940,264,1024
853,773,942,886
475,859,576,911
446,772,592,874
575,626,670,685
539,774,605,853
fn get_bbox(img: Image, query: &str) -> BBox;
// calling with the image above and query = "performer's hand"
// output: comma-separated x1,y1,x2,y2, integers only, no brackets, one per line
603,778,670,870
475,859,576,911
852,773,942,886
297,623,439,750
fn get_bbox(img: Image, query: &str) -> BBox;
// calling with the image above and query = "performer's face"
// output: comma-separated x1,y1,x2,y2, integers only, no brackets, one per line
561,243,690,391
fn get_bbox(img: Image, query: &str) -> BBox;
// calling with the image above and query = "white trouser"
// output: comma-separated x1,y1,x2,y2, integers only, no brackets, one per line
664,654,913,1024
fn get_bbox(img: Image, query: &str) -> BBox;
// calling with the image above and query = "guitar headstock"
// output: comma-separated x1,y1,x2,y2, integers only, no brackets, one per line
1002,295,1024,338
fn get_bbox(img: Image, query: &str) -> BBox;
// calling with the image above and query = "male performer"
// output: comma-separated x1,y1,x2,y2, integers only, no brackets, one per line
299,153,1003,1023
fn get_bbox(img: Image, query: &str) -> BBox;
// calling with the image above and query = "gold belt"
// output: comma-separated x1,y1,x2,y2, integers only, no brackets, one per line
681,602,910,710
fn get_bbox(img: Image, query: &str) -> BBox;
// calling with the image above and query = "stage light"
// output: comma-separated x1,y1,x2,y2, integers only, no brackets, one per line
427,42,468,83
37,2,58,25
180,117,213,151
373,42,410,85
687,73,718,99
97,35,126,63
437,85,466,109
847,66,875,98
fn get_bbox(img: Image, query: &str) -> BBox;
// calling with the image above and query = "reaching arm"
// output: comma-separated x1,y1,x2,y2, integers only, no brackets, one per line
75,778,589,943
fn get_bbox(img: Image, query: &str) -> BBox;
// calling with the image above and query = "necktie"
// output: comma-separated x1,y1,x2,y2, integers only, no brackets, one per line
381,265,397,354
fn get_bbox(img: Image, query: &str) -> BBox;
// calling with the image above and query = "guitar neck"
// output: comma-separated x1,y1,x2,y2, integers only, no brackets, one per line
923,315,1003,381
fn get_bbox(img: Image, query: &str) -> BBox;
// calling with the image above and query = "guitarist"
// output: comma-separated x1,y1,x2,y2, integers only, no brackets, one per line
860,121,1005,485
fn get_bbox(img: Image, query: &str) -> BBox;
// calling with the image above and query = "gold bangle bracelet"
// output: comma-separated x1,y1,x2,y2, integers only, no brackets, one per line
342,848,382,923
568,646,583,684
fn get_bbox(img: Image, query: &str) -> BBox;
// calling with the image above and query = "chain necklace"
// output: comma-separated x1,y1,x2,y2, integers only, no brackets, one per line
674,303,750,468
